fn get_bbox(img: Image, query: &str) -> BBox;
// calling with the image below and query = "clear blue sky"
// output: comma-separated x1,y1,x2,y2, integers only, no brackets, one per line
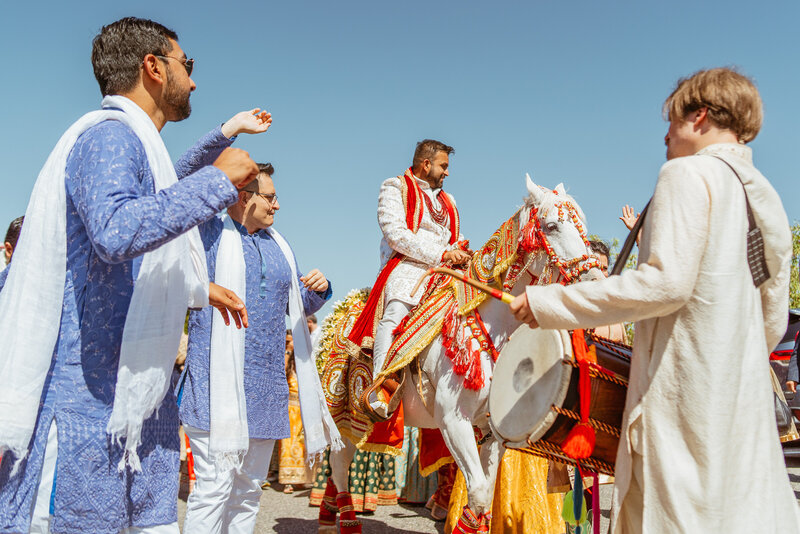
1,1,798,317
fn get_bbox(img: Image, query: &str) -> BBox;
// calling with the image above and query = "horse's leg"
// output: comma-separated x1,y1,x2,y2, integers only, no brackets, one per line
475,435,505,530
326,441,360,534
437,415,488,533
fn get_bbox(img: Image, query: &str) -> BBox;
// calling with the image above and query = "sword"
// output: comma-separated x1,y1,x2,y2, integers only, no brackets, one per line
410,266,515,305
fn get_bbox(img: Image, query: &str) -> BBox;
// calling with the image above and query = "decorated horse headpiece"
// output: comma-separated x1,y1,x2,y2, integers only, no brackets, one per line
507,175,599,289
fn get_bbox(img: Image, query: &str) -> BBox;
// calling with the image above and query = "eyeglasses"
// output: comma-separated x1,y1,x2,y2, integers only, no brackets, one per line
243,189,278,205
156,55,194,76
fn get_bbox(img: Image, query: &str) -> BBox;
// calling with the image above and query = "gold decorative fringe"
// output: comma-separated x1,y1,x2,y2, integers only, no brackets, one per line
419,455,455,477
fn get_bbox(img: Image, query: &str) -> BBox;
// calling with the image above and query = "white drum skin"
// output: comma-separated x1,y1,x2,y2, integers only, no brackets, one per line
488,326,572,448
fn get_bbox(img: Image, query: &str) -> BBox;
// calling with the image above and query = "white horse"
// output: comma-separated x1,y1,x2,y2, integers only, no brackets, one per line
321,175,601,533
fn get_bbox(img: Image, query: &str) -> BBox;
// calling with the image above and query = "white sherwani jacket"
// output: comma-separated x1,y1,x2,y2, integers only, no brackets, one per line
378,175,461,306
526,143,799,533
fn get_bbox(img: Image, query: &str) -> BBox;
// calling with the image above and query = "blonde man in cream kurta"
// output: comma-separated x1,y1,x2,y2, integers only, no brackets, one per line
511,69,800,533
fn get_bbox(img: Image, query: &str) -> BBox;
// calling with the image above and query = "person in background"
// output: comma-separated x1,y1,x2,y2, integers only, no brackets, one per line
786,334,799,393
587,239,629,343
308,314,322,351
1,216,23,271
279,330,313,493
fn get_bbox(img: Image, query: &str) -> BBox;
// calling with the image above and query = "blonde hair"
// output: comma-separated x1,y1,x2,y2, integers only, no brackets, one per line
663,68,763,143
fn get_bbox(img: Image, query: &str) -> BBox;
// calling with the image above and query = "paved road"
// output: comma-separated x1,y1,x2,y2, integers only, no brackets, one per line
177,482,447,533
177,467,800,533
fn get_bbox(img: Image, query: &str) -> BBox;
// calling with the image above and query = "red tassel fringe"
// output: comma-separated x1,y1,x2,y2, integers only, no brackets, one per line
561,423,596,459
441,303,486,391
393,315,411,337
562,330,597,460
463,348,484,390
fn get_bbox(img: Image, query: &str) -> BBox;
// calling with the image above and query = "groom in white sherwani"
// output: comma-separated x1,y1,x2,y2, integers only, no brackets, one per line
511,68,800,533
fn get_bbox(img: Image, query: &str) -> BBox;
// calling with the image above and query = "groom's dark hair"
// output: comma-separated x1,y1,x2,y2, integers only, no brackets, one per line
91,17,178,96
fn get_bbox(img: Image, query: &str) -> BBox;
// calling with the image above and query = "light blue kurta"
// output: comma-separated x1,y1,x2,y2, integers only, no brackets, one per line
180,219,331,440
0,120,237,534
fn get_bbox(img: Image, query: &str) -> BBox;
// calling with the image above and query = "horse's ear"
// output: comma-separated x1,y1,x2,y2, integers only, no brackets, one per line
526,173,544,204
555,183,567,196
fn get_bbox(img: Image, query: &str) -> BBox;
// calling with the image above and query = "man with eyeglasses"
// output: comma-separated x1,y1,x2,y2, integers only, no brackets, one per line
179,162,335,533
0,17,273,534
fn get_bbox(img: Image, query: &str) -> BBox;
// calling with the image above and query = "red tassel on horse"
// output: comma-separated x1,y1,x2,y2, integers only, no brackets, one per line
463,348,484,391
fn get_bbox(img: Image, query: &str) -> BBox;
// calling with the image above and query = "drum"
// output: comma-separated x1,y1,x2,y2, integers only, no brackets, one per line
488,326,631,475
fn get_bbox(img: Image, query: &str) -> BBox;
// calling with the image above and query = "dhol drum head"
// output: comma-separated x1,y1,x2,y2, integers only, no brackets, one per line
489,326,572,448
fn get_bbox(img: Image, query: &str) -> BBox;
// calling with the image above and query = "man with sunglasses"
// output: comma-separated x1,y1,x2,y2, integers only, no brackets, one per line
0,17,273,534
180,163,334,533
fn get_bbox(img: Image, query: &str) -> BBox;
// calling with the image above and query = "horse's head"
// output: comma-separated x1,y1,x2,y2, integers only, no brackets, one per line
517,174,602,285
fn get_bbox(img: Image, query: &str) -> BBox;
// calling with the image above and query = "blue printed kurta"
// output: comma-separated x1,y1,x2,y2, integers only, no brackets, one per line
0,121,237,534
180,220,331,440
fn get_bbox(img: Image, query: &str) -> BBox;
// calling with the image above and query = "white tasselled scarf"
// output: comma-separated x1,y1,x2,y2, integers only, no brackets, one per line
209,222,343,467
0,95,209,472
268,228,343,462
208,215,249,473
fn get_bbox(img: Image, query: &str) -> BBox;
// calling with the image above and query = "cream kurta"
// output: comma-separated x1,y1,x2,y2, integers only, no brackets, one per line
526,143,799,533
377,174,461,306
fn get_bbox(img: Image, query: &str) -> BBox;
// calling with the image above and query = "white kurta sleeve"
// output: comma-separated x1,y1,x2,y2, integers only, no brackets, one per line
527,158,711,329
377,178,448,265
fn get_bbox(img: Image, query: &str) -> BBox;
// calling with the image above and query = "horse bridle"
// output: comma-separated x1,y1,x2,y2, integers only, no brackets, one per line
514,200,600,288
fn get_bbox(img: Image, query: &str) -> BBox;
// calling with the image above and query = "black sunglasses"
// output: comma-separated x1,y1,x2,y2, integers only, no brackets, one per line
156,55,194,76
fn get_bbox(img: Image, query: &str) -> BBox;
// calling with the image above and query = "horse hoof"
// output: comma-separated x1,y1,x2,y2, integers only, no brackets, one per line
318,526,337,534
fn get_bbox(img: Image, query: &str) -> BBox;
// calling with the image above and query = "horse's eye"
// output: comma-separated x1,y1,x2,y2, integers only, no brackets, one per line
545,222,559,233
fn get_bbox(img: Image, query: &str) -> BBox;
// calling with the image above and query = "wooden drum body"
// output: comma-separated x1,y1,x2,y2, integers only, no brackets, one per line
489,326,631,476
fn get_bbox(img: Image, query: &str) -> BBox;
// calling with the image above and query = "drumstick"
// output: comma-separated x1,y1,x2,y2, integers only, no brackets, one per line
410,267,515,305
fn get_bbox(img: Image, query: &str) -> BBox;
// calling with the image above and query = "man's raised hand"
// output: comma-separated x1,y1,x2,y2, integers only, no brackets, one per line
209,282,249,329
300,269,329,293
214,148,259,189
221,108,273,138
620,205,639,231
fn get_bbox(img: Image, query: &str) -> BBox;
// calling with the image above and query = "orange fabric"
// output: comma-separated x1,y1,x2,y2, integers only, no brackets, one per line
365,401,404,448
184,432,195,481
345,255,403,351
402,168,425,231
419,428,453,476
436,185,460,246
562,330,596,459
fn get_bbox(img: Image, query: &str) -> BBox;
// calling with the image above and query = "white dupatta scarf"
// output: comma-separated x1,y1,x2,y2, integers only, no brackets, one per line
268,228,343,462
208,220,342,470
208,215,249,472
0,96,209,472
